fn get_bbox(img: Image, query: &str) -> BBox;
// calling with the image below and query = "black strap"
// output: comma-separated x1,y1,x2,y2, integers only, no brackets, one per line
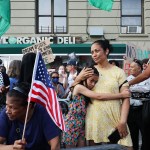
119,80,128,91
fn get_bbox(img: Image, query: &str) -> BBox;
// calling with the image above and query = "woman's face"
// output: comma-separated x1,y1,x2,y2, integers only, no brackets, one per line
51,73,59,84
91,43,108,64
6,95,27,121
86,75,99,90
130,62,142,76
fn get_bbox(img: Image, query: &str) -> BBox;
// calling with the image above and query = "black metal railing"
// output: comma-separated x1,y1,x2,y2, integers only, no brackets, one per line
39,26,66,33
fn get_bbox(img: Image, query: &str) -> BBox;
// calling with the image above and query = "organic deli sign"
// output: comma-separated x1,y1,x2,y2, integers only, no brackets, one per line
0,36,76,44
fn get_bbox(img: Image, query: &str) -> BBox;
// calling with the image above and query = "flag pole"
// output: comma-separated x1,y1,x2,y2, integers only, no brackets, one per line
22,52,39,140
22,98,31,140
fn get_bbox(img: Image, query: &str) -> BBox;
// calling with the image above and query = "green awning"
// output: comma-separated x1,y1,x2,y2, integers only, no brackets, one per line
0,44,126,54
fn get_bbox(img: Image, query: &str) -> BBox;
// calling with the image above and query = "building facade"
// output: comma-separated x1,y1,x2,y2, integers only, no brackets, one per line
0,0,150,68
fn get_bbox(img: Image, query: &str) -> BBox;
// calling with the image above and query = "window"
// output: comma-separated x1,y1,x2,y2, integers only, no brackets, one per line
121,0,143,33
37,0,67,34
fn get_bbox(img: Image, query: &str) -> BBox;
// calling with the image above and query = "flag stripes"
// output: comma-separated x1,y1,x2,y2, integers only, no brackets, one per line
29,52,65,131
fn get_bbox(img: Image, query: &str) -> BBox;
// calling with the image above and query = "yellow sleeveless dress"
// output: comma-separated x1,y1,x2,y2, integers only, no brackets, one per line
85,66,132,147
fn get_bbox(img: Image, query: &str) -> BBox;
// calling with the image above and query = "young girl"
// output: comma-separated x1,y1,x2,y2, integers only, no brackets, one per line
62,67,130,148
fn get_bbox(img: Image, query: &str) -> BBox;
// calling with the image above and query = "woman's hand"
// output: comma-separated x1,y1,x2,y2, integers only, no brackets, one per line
71,67,94,87
13,139,26,150
121,89,130,98
116,122,128,138
77,67,94,81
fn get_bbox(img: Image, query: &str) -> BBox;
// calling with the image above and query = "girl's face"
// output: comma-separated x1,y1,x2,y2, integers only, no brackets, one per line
91,43,108,64
86,75,99,90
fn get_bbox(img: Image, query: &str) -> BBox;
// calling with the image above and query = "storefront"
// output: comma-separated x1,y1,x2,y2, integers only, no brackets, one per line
0,36,126,69
0,43,126,69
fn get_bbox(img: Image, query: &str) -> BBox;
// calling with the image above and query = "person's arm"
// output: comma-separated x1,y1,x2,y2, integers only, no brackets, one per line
116,86,130,138
48,136,60,150
0,137,12,150
74,84,130,100
0,137,26,150
129,64,150,85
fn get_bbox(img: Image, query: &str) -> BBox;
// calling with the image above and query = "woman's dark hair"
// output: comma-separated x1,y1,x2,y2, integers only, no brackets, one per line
7,82,31,106
19,53,36,84
50,71,59,78
92,40,112,57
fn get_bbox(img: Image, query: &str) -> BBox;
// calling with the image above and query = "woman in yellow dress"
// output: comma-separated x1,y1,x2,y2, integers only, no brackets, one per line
75,40,133,150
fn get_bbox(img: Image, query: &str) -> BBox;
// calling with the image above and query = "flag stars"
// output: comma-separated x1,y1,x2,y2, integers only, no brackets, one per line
34,54,55,89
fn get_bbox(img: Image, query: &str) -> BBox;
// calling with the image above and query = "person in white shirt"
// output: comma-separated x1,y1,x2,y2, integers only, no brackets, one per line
66,60,78,88
65,60,78,99
127,59,150,150
128,59,150,150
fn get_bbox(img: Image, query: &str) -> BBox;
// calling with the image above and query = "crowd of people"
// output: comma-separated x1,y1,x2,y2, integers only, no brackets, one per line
0,40,150,150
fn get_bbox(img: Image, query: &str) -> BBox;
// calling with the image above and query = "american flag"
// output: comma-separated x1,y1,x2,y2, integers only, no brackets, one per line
29,52,66,131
